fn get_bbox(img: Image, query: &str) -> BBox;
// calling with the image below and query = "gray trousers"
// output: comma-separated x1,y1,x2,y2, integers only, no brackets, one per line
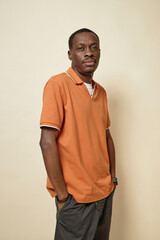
54,190,114,240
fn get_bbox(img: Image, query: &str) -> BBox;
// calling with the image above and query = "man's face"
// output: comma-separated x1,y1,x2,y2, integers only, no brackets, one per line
68,32,100,76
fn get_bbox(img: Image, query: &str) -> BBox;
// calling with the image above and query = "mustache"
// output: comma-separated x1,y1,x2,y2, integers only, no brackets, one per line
82,58,96,63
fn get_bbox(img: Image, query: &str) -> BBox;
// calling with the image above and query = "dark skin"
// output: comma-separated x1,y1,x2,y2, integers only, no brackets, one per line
40,32,116,212
68,32,100,84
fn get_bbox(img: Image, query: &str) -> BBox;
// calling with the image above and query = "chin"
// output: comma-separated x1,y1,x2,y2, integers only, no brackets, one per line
84,68,96,74
85,71,94,74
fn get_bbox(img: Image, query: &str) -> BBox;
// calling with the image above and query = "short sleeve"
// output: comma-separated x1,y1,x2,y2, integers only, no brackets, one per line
40,80,64,130
104,90,111,129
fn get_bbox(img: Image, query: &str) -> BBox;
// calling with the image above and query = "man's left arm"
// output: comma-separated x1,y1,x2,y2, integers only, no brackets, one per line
106,129,117,188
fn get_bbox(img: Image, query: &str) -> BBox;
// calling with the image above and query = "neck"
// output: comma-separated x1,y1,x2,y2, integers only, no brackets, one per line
72,67,93,84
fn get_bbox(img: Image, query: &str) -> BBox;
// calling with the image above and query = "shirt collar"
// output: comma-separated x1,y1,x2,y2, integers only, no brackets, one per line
66,67,98,89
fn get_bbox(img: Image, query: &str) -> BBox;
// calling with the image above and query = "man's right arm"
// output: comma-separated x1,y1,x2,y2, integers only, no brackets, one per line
39,127,68,202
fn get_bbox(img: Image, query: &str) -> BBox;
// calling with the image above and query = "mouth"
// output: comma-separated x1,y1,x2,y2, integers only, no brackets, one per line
83,58,96,67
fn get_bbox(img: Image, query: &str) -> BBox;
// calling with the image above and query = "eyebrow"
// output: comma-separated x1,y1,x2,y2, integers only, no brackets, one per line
77,42,98,46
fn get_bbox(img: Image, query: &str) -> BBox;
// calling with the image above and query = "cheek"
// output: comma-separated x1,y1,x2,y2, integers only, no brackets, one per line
95,54,100,63
74,53,83,64
96,51,100,58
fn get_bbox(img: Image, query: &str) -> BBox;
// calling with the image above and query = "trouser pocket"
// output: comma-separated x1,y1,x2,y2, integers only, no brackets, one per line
54,197,100,240
55,194,72,215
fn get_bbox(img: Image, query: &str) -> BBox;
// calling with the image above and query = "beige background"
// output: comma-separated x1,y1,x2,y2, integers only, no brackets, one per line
0,0,160,239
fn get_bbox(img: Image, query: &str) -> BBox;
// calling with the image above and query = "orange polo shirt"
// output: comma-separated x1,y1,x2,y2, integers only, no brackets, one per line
40,67,114,203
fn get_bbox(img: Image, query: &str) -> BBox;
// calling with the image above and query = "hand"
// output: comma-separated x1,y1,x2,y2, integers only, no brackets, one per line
58,201,67,212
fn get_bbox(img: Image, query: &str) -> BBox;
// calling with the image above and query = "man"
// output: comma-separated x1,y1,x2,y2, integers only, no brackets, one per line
40,28,117,240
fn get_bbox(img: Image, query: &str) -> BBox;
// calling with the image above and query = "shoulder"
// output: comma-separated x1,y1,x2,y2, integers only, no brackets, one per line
42,72,67,104
47,72,67,87
43,72,68,95
94,81,107,96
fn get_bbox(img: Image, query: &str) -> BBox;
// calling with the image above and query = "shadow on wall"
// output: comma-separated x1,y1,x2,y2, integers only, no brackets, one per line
104,76,133,240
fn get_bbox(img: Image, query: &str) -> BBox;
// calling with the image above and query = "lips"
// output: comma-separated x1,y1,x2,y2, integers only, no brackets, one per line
83,58,96,66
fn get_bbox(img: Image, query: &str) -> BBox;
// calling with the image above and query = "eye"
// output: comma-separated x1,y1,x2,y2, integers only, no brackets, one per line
91,45,98,51
77,47,84,51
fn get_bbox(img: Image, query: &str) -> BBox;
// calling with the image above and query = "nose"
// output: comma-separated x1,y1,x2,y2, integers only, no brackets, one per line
84,47,93,57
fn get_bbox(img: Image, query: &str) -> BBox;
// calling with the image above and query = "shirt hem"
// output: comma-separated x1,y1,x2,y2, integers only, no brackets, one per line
48,184,115,203
40,122,60,130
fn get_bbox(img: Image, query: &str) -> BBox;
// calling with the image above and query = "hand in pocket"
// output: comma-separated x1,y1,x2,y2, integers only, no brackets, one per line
58,201,66,212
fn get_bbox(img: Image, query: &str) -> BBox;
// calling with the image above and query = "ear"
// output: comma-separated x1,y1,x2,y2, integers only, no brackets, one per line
68,50,72,61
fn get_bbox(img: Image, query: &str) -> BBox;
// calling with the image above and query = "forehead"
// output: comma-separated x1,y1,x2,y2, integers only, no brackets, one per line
72,32,99,46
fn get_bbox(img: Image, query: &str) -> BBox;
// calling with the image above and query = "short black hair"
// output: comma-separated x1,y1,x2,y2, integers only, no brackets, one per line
68,28,99,50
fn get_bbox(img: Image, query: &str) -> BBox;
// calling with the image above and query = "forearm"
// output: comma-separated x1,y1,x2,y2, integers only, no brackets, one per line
106,132,116,177
40,137,68,200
